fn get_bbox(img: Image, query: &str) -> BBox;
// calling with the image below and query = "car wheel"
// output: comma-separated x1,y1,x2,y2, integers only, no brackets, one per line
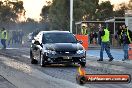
80,62,86,67
30,50,38,64
40,52,46,67
76,75,86,85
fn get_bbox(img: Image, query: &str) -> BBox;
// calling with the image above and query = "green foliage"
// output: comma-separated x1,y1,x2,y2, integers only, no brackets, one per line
41,0,99,31
9,1,24,13
128,0,132,9
96,1,114,20
40,0,130,31
0,0,25,22
114,3,128,17
48,0,70,30
26,18,36,22
41,5,50,21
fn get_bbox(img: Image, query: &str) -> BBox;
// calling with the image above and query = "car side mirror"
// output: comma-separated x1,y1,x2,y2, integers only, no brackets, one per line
78,40,83,44
35,41,43,50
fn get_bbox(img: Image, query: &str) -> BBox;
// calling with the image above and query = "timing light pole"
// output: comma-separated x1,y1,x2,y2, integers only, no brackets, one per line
70,0,73,33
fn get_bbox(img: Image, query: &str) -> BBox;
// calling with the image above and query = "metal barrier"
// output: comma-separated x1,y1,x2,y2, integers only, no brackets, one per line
75,35,88,50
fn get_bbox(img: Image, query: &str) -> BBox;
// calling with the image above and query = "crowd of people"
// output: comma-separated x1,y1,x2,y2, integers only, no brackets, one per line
0,24,132,61
97,24,132,61
89,31,98,44
0,28,24,49
8,30,24,45
81,24,132,61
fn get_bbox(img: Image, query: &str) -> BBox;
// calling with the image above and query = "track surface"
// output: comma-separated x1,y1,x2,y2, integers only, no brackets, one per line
0,48,131,88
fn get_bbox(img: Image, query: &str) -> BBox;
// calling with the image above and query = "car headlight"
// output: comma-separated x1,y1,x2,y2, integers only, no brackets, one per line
76,50,84,54
46,50,56,55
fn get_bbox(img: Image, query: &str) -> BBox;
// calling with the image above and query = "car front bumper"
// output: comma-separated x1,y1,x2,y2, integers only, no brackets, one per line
44,52,86,64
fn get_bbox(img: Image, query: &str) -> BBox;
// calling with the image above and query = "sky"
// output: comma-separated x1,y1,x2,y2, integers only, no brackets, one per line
21,0,129,21
22,0,50,21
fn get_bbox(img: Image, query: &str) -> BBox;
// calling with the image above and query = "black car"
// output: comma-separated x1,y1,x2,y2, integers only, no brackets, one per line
30,31,86,67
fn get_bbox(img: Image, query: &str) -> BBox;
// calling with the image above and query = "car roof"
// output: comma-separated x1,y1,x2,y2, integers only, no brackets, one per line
40,31,70,34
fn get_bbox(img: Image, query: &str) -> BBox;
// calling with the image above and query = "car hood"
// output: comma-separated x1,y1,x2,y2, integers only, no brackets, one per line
43,43,83,51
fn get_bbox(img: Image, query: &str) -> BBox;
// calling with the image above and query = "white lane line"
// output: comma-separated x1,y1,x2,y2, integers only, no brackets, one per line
0,48,20,49
21,55,30,58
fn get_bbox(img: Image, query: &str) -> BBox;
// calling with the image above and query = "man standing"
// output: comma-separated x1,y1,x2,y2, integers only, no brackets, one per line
19,30,24,44
89,32,94,44
117,25,132,61
94,31,97,44
81,26,87,35
97,26,114,61
98,25,103,45
1,28,7,49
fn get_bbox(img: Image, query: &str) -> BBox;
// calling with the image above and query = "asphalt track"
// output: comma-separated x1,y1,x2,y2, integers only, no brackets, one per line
0,48,131,88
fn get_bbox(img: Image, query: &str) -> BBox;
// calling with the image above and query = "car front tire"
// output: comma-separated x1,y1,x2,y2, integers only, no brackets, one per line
30,50,38,64
40,52,47,67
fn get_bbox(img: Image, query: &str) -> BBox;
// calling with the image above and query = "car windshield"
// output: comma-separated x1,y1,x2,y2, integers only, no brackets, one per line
42,33,77,43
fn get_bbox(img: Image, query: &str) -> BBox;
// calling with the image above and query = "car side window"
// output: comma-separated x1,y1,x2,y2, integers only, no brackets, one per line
42,34,46,44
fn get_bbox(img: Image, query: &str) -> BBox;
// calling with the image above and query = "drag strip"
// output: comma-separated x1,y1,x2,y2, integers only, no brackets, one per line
0,48,131,88
0,55,86,88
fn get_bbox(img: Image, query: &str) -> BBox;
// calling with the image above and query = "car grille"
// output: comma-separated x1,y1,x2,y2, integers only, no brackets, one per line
56,51,76,55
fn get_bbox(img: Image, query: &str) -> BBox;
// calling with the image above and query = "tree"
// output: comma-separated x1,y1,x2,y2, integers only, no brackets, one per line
41,5,50,21
40,0,99,31
114,3,128,17
40,1,51,22
47,0,70,30
96,1,114,20
26,18,36,22
128,0,132,9
0,0,25,22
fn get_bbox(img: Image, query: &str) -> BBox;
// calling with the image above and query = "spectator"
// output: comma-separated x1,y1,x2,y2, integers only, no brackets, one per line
89,32,94,44
1,28,8,49
97,25,114,61
117,25,132,61
98,26,103,45
94,31,97,44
